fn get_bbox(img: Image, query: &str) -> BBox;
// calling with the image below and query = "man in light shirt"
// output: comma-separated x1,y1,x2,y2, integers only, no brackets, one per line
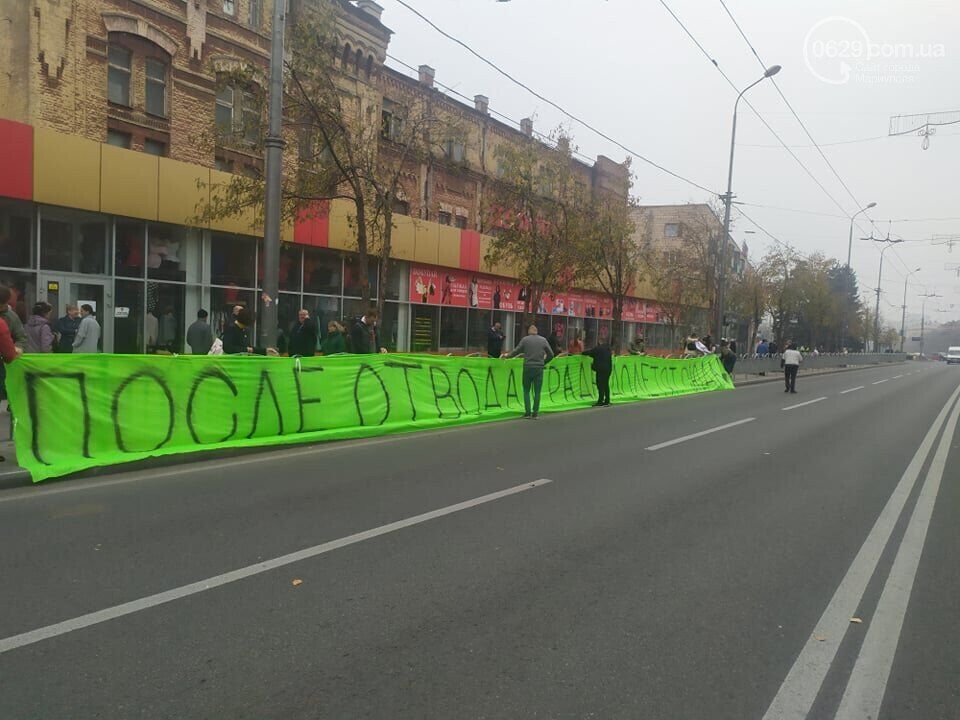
782,342,803,393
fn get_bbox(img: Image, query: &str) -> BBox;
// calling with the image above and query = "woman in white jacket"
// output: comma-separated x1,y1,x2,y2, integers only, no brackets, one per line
783,342,803,393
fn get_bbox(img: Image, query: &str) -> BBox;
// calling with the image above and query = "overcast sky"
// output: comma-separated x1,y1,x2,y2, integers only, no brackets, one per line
376,0,960,327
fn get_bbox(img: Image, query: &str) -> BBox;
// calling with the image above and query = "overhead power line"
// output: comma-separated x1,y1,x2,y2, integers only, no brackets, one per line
388,0,719,195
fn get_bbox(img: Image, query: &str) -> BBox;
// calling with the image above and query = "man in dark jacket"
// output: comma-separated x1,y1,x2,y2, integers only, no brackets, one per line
350,309,383,354
583,337,613,406
222,309,277,355
487,321,505,358
54,304,81,353
720,340,737,376
288,308,319,357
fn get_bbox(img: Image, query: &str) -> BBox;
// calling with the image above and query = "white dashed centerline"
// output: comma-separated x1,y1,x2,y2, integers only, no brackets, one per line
782,397,827,411
873,379,890,385
645,418,756,451
892,374,904,379
840,386,865,395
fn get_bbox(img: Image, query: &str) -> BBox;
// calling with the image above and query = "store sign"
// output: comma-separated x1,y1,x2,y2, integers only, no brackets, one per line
114,307,130,318
409,264,664,322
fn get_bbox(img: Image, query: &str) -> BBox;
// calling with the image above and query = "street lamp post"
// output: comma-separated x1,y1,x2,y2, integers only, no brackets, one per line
872,237,903,351
918,292,942,358
258,0,287,350
716,64,781,343
840,201,876,350
900,267,920,353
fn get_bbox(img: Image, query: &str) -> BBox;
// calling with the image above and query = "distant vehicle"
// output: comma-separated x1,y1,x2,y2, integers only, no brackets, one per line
946,347,960,364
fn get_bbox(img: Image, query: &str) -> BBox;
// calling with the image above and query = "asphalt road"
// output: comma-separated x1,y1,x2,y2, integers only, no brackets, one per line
0,361,957,719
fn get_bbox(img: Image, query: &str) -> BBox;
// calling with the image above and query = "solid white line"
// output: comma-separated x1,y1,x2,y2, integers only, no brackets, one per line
782,397,827,411
840,386,865,394
873,379,890,385
835,385,960,719
761,382,960,720
645,418,755,451
0,478,552,654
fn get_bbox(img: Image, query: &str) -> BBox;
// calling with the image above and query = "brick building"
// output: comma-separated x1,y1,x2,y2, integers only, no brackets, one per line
0,0,669,354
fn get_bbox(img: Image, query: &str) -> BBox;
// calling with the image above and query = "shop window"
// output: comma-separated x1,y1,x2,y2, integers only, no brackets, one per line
145,59,167,117
467,308,494,352
210,232,256,287
303,247,342,295
438,211,452,226
439,307,467,351
144,139,166,156
209,286,255,338
115,221,145,278
108,45,131,106
276,292,302,355
455,215,468,230
147,224,188,281
343,255,378,298
107,130,131,149
411,304,439,352
304,295,340,341
40,212,106,274
0,269,36,324
0,200,34,269
381,302,400,352
114,280,144,353
258,242,302,292
384,260,403,301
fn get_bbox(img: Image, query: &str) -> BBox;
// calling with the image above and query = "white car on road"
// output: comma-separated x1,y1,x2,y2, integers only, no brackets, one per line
946,346,960,364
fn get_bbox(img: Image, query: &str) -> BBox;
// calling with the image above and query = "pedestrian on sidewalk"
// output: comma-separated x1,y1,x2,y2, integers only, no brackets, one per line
583,336,613,406
222,308,277,355
54,304,81,353
719,339,737,376
25,302,55,353
350,309,386,354
186,309,214,355
321,321,346,355
72,304,101,353
0,286,26,352
783,342,802,393
628,332,645,355
487,321,505,358
288,309,319,357
503,324,554,419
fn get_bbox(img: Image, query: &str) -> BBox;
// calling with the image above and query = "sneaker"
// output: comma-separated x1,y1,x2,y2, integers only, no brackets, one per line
531,413,539,419
523,413,532,419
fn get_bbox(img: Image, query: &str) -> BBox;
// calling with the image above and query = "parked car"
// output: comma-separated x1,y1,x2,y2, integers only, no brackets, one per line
946,347,960,364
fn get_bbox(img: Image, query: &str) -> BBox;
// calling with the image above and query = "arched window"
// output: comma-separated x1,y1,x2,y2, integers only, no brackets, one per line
341,43,351,69
366,54,374,80
355,48,363,74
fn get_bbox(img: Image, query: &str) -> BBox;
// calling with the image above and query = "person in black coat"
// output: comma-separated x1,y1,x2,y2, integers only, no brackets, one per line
487,321,505,358
583,337,613,406
288,308,319,357
222,308,275,355
350,309,383,354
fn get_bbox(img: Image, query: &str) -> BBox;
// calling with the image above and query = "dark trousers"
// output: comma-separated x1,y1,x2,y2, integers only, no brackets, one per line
596,369,611,405
784,364,799,392
522,366,544,415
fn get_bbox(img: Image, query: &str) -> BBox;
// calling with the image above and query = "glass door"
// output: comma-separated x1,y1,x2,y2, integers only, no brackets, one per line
40,275,113,352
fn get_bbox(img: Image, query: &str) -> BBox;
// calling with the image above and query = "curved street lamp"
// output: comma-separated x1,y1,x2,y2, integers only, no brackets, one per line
716,65,781,342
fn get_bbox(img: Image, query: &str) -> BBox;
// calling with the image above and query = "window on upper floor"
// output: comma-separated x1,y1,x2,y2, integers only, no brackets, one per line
444,140,465,163
144,139,166,156
341,44,352,70
145,58,167,117
223,0,236,16
366,54,374,80
107,129,132,149
108,46,132,106
381,103,405,143
391,199,410,216
438,211,452,226
216,80,261,145
355,48,363,75
664,222,680,237
248,0,263,29
215,156,235,173
455,215,468,230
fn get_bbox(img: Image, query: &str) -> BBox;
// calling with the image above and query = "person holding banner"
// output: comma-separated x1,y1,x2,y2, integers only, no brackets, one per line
583,337,613,407
222,309,277,356
503,324,554,419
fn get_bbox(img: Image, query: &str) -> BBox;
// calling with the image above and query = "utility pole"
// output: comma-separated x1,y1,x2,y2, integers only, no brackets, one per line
258,0,287,350
918,292,942,358
900,267,921,352
716,64,781,343
841,202,876,350
872,236,903,351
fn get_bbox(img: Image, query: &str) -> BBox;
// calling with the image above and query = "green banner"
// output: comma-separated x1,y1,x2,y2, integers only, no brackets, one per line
7,353,732,482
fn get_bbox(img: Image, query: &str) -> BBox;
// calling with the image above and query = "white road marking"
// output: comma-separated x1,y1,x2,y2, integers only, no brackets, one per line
873,379,890,385
840,386,865,394
782,397,827,411
892,374,904,379
835,383,960,719
0,479,553,654
761,382,960,720
645,418,755,451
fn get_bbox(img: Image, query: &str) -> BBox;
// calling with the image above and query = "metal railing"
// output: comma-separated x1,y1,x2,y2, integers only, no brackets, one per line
731,352,906,376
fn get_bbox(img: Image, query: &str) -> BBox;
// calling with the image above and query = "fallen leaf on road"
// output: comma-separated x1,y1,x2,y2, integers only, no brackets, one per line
850,617,863,624
291,579,303,587
814,635,827,642
497,466,504,470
